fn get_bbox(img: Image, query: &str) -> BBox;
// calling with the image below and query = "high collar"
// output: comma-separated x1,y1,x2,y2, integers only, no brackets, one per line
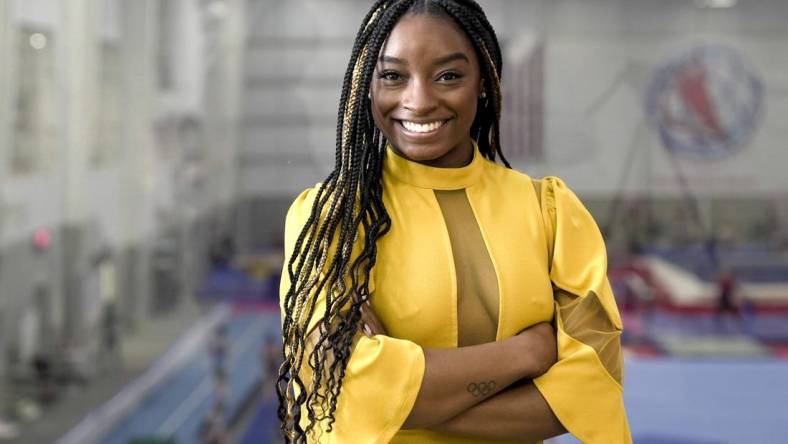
383,142,484,190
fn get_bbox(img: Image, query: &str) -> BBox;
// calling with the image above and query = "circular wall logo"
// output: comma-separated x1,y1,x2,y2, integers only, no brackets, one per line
644,45,764,160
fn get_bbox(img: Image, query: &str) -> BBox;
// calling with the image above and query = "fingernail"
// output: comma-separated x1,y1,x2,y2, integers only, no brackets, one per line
363,325,372,336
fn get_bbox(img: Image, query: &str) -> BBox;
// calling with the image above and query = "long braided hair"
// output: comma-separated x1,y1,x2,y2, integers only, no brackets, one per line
277,1,507,441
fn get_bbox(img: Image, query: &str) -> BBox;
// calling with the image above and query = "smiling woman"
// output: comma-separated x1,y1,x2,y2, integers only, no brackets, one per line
277,1,632,444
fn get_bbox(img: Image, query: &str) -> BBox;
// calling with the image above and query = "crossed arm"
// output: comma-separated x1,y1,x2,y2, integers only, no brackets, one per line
359,302,567,441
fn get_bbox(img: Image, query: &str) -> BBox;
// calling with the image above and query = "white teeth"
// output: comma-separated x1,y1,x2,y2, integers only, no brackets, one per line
401,120,445,133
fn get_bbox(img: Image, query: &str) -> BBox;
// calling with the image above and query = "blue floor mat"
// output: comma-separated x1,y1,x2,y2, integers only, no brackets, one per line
105,313,279,444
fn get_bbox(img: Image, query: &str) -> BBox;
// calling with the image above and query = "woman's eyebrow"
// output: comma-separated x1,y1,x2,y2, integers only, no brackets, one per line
432,52,469,67
379,55,407,65
378,52,469,67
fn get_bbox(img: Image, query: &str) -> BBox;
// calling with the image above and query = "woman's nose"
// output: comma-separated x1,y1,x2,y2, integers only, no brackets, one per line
402,79,438,115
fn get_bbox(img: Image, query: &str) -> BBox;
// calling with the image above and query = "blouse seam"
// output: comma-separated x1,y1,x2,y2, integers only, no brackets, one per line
542,179,557,270
529,177,553,278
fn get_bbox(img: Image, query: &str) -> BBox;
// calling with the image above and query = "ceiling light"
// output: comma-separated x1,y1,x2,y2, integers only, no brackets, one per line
29,33,47,50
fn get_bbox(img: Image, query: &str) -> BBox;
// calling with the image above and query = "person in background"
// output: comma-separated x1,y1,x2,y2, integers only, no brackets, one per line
209,323,229,373
715,264,742,333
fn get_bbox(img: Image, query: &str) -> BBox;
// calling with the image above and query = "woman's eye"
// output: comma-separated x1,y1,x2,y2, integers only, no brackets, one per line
378,71,402,81
438,72,462,82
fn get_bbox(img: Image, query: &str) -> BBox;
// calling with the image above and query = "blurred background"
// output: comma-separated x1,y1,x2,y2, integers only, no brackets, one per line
0,0,786,443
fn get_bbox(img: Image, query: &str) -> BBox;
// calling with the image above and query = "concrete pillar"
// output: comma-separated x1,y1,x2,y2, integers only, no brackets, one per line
118,0,156,326
59,0,100,344
210,0,245,208
200,0,246,245
59,0,98,222
0,0,11,381
0,0,18,247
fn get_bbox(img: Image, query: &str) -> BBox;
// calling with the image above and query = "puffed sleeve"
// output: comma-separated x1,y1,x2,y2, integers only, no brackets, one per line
532,177,633,444
280,186,425,444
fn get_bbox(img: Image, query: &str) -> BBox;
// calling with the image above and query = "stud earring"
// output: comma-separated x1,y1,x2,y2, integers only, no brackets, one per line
479,91,487,99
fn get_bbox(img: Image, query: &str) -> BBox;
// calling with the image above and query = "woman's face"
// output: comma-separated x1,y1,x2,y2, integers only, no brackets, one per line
370,13,482,168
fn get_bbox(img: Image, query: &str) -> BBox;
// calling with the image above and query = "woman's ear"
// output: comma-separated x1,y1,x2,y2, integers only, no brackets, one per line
478,79,486,99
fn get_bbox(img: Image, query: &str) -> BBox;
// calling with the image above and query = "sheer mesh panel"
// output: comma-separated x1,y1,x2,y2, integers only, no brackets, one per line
555,288,623,384
435,189,500,347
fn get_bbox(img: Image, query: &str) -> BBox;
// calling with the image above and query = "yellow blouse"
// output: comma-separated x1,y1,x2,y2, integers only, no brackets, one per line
280,144,632,443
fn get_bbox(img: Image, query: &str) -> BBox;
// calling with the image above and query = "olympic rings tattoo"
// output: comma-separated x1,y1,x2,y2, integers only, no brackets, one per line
466,380,496,397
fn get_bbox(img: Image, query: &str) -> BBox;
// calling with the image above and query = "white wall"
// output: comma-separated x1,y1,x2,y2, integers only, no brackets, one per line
0,0,247,366
0,0,243,248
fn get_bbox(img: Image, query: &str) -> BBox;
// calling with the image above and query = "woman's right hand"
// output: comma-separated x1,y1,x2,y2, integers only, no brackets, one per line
516,321,557,378
360,300,387,337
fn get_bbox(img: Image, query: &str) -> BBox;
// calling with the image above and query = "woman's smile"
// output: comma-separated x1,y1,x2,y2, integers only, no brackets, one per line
399,119,449,134
397,118,453,143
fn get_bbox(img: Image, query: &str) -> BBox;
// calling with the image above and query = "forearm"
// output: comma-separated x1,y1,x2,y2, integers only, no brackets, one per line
431,380,567,441
403,334,538,429
359,302,557,431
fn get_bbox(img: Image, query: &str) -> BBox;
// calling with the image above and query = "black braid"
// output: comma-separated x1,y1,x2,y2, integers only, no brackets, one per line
277,1,508,442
